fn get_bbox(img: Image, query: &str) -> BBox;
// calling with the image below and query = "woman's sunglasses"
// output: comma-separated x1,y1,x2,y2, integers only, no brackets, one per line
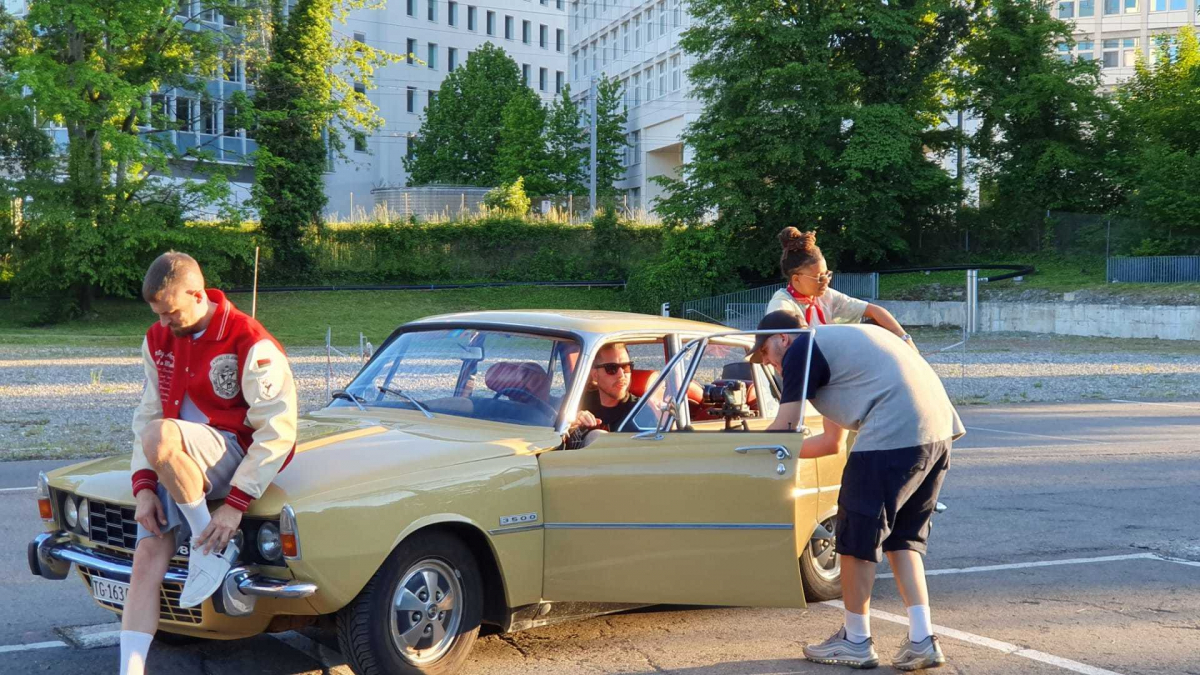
799,271,834,283
593,361,633,376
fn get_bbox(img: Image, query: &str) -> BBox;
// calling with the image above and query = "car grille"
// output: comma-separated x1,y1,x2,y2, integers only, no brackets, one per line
77,552,202,624
87,498,139,551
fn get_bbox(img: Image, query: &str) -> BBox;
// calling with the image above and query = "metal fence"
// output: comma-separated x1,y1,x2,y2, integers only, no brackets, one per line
1107,256,1200,283
678,273,879,329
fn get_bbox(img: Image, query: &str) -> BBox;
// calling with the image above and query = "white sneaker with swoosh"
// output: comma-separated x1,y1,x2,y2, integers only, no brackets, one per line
803,627,880,669
178,539,239,609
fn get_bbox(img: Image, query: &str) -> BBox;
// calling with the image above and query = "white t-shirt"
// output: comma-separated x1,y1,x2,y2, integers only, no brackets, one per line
766,287,868,326
179,330,208,424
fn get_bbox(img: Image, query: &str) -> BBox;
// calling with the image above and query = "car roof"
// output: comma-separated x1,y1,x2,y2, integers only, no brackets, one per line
405,310,731,339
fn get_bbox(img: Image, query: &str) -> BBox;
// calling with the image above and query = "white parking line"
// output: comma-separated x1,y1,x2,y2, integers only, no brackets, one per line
876,553,1158,579
1110,399,1200,410
0,640,68,654
964,426,1108,444
821,600,1125,675
0,486,35,493
1155,554,1200,569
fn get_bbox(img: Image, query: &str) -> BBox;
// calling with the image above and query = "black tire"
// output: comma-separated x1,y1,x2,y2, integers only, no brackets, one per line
337,531,483,675
800,516,843,602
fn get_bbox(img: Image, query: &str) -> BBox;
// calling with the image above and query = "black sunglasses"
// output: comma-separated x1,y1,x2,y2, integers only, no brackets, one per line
593,361,633,376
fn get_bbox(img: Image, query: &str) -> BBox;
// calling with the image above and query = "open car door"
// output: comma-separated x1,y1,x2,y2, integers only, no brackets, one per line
537,329,821,608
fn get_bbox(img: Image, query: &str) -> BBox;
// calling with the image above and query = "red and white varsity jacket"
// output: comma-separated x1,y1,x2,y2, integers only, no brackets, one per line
130,289,298,511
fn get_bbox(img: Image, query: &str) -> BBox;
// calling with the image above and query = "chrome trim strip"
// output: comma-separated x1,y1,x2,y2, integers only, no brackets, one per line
543,522,793,531
819,484,842,493
236,571,317,599
487,524,545,536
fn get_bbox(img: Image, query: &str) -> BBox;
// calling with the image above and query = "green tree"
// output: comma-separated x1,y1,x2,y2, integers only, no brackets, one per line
250,0,397,276
654,0,967,272
1115,27,1200,252
592,74,628,198
544,85,588,197
495,89,554,196
960,0,1119,242
4,0,243,314
404,42,527,187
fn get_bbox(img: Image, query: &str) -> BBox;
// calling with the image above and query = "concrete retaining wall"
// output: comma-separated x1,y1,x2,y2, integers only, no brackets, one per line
877,300,1200,341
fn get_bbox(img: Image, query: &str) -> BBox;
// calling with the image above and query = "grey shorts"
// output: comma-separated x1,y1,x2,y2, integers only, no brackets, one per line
135,420,245,550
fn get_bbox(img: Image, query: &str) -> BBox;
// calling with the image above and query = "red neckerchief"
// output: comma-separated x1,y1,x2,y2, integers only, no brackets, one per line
786,284,827,326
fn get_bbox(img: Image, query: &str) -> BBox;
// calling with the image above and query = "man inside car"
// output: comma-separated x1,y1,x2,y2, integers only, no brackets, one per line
565,342,640,448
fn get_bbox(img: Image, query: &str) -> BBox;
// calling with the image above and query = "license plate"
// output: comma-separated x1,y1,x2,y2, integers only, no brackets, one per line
90,577,130,607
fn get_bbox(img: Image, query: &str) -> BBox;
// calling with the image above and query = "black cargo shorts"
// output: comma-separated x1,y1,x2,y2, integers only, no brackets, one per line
834,440,951,563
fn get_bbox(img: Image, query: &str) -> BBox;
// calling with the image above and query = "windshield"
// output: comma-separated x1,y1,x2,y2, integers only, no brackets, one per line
331,328,580,428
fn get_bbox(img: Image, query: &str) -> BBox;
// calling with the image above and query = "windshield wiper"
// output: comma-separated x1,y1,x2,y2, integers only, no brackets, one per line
331,389,366,411
378,386,434,419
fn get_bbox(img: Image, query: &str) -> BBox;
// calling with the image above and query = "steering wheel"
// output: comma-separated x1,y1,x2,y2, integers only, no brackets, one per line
492,387,558,419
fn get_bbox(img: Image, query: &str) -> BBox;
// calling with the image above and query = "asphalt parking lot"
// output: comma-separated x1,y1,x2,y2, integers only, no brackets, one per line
2,400,1197,674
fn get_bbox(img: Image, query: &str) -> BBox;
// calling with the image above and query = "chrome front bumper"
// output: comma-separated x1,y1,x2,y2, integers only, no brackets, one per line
28,532,317,617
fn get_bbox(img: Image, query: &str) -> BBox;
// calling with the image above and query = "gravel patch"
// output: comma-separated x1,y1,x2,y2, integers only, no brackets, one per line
2,333,1199,460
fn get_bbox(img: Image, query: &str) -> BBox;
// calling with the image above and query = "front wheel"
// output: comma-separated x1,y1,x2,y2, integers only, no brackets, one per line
337,532,483,675
800,516,842,602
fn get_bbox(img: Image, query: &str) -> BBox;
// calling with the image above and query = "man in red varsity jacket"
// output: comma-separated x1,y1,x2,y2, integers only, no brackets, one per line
119,252,298,675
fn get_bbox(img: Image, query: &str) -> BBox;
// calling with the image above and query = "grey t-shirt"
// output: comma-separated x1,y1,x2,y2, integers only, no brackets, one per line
780,324,965,452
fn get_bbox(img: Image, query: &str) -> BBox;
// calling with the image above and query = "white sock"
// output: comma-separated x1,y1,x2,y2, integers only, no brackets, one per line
844,609,870,643
908,604,933,643
177,495,211,544
119,630,153,675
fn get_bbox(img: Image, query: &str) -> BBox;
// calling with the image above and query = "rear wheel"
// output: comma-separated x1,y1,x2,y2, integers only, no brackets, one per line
800,516,842,602
337,532,483,675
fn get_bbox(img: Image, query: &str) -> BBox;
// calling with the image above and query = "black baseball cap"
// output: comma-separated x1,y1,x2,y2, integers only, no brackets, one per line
747,310,807,363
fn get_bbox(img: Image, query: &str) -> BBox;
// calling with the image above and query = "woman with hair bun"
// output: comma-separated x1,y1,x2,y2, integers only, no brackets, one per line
766,227,918,352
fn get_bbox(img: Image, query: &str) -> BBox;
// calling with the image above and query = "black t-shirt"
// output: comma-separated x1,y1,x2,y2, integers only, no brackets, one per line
779,333,832,404
580,389,640,431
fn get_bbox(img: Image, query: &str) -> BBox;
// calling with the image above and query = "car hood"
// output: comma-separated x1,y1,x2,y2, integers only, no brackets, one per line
47,409,560,515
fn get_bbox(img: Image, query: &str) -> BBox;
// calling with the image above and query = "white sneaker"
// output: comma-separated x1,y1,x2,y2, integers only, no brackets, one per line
178,539,239,609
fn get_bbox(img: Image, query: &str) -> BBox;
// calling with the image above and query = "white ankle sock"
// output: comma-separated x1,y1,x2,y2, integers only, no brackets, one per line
908,604,933,642
844,609,870,643
177,495,211,542
120,630,154,675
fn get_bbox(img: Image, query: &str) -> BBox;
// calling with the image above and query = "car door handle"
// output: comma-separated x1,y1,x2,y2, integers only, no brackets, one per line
735,445,792,460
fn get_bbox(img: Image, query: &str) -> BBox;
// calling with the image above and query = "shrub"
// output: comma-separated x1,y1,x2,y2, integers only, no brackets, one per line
483,177,532,215
626,225,739,315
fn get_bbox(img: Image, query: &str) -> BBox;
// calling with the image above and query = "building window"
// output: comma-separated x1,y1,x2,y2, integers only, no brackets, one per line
646,7,655,41
354,81,366,95
223,57,243,83
657,61,666,98
407,38,417,64
467,5,476,30
522,63,531,85
1103,0,1120,13
1056,42,1072,62
573,50,580,79
448,47,458,71
634,15,641,48
658,1,667,34
556,28,565,52
353,31,366,47
427,0,436,21
448,0,457,25
177,0,190,17
581,45,588,75
1079,0,1095,15
1059,1,1074,17
522,19,531,44
1102,37,1139,67
557,0,563,9
539,67,547,91
430,90,438,106
540,24,548,48
601,35,608,65
355,135,367,152
428,43,438,69
670,54,681,91
1154,0,1187,8
555,70,564,93
1124,0,1137,11
407,86,416,112
505,15,513,40
202,101,217,135
407,0,415,16
631,130,640,165
175,96,193,131
486,10,495,34
672,0,681,28
643,67,652,101
406,134,416,161
632,72,640,106
1077,40,1095,61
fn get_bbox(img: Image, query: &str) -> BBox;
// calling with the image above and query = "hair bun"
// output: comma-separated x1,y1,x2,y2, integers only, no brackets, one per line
779,227,816,253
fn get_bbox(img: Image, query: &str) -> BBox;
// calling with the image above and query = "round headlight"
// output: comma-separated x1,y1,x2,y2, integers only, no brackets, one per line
63,496,78,530
257,522,282,562
78,499,90,533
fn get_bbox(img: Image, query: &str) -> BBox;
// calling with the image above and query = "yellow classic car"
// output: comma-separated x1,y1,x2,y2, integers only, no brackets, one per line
29,310,847,674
